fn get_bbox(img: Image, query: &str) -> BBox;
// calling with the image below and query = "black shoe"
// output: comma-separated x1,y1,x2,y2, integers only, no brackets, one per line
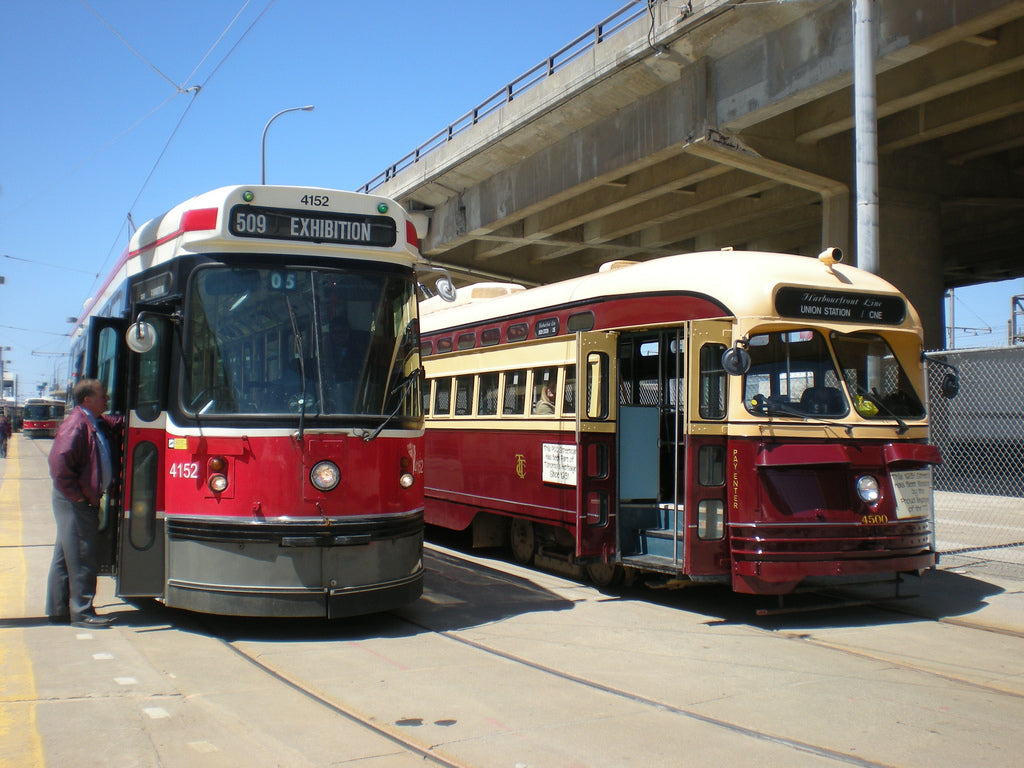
47,615,71,625
71,615,113,628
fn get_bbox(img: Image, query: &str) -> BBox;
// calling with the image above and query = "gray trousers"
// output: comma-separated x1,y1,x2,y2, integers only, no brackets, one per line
45,489,100,621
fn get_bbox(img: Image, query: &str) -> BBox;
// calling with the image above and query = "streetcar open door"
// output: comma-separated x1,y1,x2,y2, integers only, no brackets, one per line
612,320,733,584
116,310,174,599
80,316,129,576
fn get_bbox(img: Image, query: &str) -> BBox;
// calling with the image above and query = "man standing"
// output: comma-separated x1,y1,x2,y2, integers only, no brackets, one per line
46,379,122,628
0,412,10,457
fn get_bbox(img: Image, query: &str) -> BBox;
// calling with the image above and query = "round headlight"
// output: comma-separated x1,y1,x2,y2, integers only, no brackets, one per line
208,474,229,493
856,475,880,504
310,461,341,491
399,472,415,489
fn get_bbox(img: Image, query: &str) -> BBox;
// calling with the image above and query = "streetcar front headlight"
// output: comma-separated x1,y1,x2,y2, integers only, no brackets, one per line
310,461,341,491
399,472,415,489
208,474,229,493
856,475,880,504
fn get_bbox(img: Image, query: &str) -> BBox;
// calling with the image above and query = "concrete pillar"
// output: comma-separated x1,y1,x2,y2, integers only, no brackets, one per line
878,191,945,350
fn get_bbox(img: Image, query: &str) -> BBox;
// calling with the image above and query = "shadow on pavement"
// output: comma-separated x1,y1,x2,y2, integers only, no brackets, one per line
609,566,1007,631
92,545,575,644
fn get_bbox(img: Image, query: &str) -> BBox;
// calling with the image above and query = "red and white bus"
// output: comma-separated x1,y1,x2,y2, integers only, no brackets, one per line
419,249,955,596
70,185,449,618
21,397,65,438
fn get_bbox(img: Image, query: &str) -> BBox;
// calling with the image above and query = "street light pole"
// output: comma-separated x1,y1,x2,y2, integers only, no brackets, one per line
0,346,10,404
260,105,315,184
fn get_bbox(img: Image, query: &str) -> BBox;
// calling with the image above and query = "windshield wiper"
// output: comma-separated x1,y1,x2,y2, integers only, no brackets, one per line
361,368,421,443
854,385,908,434
285,297,308,442
749,394,853,436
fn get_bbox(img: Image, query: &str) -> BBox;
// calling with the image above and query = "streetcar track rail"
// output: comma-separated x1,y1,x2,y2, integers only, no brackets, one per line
392,614,895,768
194,588,1024,768
194,615,475,768
209,611,892,768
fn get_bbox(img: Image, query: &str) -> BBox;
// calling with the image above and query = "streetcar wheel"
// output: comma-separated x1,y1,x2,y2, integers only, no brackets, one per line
509,519,535,564
586,562,624,589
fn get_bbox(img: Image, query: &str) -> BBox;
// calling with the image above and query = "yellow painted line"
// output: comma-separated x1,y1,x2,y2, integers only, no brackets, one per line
0,437,46,768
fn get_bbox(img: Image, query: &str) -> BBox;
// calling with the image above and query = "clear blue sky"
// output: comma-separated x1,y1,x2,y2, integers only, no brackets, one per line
1,1,1020,398
0,0,627,396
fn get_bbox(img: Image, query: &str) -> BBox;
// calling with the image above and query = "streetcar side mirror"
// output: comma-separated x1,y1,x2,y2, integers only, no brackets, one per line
721,345,751,376
435,276,457,303
940,372,959,399
125,320,157,354
926,354,960,399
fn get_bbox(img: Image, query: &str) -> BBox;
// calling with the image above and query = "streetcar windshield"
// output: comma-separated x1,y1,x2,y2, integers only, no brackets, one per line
24,403,63,420
742,329,848,417
185,265,419,418
830,331,925,419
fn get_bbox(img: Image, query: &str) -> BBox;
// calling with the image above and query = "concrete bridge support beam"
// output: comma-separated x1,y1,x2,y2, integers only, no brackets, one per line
879,190,945,350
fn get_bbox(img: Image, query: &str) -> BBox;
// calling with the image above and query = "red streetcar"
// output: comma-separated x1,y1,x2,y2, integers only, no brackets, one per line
21,397,65,438
69,185,451,618
419,249,956,596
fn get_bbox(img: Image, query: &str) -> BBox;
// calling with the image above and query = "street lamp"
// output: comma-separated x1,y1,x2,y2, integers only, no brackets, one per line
260,105,315,185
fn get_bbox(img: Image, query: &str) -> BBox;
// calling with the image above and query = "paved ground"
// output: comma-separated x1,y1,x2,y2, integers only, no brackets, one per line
3,433,1024,767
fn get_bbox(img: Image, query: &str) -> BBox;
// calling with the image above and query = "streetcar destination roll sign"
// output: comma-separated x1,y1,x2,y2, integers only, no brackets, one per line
229,204,397,247
775,287,906,324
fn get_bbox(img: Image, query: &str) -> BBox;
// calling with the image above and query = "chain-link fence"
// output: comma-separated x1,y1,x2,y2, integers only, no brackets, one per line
926,347,1024,565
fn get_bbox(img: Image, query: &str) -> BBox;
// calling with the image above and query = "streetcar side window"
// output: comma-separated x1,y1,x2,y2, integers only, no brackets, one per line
503,370,527,415
699,343,727,420
562,365,576,415
433,378,452,416
478,373,499,416
586,352,610,420
532,367,558,415
128,441,159,549
133,315,170,422
95,325,121,414
454,376,473,415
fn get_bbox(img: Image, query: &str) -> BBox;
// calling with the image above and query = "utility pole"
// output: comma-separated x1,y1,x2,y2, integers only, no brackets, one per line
853,0,879,274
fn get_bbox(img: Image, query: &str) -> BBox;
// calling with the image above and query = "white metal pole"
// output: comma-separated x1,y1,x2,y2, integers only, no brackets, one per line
853,0,879,274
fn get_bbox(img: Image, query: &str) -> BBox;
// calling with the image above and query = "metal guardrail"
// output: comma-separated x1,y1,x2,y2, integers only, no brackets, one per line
358,1,650,193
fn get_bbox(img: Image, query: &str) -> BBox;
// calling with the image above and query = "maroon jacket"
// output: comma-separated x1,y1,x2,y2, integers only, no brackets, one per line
49,406,124,506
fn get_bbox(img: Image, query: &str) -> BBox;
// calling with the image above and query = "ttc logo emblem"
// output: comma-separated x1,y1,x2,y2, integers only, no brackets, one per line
515,453,526,479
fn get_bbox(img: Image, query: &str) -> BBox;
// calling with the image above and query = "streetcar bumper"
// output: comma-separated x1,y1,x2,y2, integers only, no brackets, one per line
729,520,936,595
163,512,424,618
731,551,936,595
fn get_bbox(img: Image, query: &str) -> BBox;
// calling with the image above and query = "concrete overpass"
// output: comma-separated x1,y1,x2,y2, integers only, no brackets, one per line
366,0,1024,349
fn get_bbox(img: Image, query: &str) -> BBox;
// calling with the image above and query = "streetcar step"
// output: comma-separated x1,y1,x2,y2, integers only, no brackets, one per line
639,528,684,560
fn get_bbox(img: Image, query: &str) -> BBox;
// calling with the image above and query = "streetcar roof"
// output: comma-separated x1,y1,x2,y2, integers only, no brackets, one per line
71,185,421,332
420,250,921,333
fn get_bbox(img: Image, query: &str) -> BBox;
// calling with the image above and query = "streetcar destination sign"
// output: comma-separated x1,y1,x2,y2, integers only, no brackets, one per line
228,204,397,247
775,287,906,324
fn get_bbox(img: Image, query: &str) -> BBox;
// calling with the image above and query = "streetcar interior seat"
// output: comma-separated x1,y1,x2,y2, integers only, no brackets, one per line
799,386,844,414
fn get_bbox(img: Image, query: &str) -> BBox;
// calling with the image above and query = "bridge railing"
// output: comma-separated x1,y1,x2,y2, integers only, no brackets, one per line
358,1,650,193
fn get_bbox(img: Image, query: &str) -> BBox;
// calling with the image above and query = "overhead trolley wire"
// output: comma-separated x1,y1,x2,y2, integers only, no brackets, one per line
77,0,184,93
83,0,278,292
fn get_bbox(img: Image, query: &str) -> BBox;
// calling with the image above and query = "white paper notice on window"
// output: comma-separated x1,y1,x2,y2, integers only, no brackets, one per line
542,443,577,486
891,468,933,519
